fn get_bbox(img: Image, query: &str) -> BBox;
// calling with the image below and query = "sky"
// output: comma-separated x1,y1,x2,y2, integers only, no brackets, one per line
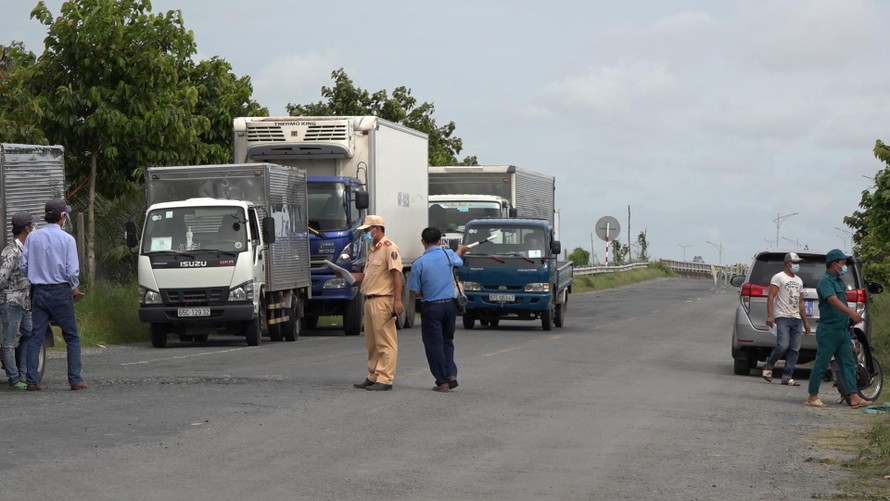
4,0,888,265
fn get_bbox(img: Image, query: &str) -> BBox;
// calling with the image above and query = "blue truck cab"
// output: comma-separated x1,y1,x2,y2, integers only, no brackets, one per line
304,175,369,335
459,218,573,331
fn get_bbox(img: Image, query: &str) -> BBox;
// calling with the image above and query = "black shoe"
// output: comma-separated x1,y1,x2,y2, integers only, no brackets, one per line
448,378,458,389
353,378,375,389
365,382,392,391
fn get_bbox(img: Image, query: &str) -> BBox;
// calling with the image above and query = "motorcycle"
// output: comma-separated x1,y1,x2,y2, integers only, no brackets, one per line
829,321,883,403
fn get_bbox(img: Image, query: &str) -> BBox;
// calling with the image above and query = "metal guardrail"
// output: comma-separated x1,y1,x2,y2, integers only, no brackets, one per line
659,259,713,275
574,260,745,282
575,262,649,276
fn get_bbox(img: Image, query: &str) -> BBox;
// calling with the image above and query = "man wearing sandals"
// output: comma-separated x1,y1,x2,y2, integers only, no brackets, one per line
805,249,868,409
762,253,810,386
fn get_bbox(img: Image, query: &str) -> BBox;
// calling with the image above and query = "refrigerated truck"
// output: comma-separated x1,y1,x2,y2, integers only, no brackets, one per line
0,143,67,375
128,163,311,347
233,116,429,333
428,165,555,222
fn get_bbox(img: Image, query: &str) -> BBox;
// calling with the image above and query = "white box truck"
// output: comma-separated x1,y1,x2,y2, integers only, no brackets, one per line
0,143,67,376
126,163,311,347
232,116,429,332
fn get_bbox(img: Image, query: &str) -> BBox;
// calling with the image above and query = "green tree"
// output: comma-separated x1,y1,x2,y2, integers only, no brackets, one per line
569,247,590,267
637,230,649,262
609,239,628,266
844,139,890,284
0,41,47,143
287,68,476,166
188,57,268,164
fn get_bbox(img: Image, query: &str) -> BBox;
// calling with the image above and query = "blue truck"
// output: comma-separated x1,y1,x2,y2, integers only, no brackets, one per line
459,218,573,331
233,116,429,335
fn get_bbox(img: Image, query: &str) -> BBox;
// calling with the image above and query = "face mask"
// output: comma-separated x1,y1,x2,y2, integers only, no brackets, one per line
840,264,848,277
790,264,800,273
362,230,373,244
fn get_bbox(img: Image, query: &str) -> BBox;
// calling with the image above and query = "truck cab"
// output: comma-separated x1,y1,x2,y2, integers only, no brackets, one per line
459,218,572,331
428,194,513,249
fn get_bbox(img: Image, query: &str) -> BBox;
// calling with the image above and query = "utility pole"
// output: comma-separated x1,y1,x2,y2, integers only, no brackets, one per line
835,226,853,253
678,243,691,262
706,240,725,267
773,211,799,247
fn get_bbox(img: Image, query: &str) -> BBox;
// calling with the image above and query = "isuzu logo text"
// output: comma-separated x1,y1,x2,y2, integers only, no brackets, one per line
180,261,208,268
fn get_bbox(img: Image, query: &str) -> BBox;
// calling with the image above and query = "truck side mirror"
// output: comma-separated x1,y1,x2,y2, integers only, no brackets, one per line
262,216,276,244
125,221,138,249
354,191,369,210
508,208,518,218
550,240,561,255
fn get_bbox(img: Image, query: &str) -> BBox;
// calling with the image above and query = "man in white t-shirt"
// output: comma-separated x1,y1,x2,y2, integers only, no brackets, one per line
762,252,811,385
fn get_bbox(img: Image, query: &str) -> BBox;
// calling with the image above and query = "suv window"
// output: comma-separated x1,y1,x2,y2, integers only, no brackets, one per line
748,253,858,290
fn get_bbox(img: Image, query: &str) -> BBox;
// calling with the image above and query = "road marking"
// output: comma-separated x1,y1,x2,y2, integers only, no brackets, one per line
120,347,251,366
482,345,523,357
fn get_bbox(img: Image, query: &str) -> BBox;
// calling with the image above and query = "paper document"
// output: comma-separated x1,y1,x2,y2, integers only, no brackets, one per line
324,260,356,285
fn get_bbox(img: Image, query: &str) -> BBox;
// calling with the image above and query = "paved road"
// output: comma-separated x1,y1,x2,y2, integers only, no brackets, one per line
1,278,861,500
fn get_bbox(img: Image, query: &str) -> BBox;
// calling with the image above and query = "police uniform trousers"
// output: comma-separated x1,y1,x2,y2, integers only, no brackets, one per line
363,295,398,384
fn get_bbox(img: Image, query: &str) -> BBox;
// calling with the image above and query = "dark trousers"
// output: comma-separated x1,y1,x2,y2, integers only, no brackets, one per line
420,300,458,386
27,286,82,385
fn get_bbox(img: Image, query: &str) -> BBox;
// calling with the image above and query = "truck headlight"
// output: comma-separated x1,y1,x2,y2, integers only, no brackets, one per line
462,281,481,292
139,287,162,305
324,278,349,289
524,283,550,292
229,281,254,302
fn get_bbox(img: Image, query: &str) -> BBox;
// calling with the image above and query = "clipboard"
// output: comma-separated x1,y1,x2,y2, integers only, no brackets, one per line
324,260,356,285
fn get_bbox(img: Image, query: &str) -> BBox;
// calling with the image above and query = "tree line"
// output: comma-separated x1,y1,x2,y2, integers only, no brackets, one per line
0,0,475,285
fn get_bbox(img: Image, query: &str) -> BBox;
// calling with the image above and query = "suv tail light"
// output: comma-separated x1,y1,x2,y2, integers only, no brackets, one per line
739,283,770,313
847,288,866,314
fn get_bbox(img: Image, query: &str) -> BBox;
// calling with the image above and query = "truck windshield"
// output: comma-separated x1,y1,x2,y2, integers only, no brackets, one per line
142,207,248,254
308,182,353,231
429,201,502,235
464,224,546,259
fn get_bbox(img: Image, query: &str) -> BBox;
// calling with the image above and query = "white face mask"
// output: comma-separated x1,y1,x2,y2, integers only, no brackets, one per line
790,263,800,273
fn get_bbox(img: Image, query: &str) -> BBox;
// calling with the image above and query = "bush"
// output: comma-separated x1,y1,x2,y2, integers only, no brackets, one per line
66,280,145,347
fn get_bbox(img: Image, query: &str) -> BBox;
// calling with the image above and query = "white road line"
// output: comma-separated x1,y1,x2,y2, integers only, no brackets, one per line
120,347,251,366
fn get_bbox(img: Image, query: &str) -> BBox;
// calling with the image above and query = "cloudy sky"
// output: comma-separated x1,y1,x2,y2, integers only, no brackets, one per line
4,0,888,265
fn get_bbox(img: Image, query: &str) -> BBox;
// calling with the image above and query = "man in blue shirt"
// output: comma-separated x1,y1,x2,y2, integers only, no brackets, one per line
805,249,867,409
408,227,469,392
20,198,86,391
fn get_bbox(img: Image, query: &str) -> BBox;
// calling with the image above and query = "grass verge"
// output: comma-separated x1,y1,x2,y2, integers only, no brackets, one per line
571,262,674,294
55,280,146,347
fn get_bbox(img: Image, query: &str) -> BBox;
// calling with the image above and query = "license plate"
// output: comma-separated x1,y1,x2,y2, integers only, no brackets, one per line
178,307,211,317
804,299,816,317
489,294,514,302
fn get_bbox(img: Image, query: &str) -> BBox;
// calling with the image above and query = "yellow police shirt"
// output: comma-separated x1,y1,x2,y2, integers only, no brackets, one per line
361,236,403,296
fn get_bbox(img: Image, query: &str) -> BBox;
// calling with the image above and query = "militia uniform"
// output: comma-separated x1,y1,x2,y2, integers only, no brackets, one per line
357,216,403,387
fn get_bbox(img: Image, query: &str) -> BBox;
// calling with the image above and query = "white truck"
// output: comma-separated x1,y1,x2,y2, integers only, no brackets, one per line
0,143,67,376
127,163,311,347
428,165,556,246
232,116,429,332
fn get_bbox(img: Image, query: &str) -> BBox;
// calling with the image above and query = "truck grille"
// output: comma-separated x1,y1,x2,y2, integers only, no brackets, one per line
310,254,334,272
246,125,285,142
163,288,228,306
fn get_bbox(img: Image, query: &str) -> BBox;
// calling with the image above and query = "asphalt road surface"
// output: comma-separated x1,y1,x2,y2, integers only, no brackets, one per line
1,278,864,500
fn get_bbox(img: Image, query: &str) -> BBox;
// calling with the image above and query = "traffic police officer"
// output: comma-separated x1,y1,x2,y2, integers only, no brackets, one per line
348,215,403,391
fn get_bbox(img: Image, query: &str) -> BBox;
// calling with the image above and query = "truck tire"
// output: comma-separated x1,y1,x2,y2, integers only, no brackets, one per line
268,321,283,342
282,300,300,342
302,315,319,330
245,298,267,346
462,311,475,330
541,308,553,331
343,294,363,336
150,323,168,348
554,294,566,328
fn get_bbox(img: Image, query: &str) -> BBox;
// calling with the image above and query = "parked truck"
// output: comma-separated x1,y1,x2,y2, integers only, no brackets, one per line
459,217,573,331
1,143,67,375
232,116,429,334
127,163,311,347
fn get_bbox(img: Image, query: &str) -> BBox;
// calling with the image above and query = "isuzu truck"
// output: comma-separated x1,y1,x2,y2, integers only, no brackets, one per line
233,116,428,333
128,163,311,347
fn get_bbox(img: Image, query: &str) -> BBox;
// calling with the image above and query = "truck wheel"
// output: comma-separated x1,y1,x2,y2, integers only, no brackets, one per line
268,321,283,342
554,295,566,328
462,312,475,330
14,334,47,380
489,319,499,328
343,294,363,336
302,315,319,330
245,299,266,346
541,309,553,331
150,323,168,348
283,300,300,342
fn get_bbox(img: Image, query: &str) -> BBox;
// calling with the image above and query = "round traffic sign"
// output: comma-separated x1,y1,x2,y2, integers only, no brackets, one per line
595,216,620,241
